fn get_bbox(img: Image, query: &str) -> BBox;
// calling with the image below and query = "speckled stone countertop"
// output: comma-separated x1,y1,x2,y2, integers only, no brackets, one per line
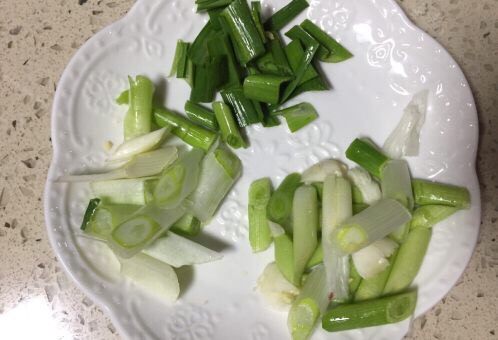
0,0,496,339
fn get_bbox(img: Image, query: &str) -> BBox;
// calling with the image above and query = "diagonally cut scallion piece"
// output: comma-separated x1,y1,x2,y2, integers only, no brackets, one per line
83,203,141,239
190,56,225,103
154,107,218,151
213,101,247,149
284,39,319,85
109,127,171,162
410,205,460,230
153,148,204,209
221,86,263,127
264,0,309,31
412,179,470,208
90,177,158,206
305,242,323,270
248,178,273,253
243,74,292,104
322,290,417,332
196,0,234,12
169,40,190,78
80,198,101,231
332,199,412,255
300,19,353,63
124,75,155,141
269,221,298,286
272,102,319,132
345,138,390,179
322,175,352,303
288,265,328,340
188,21,217,66
207,32,242,87
251,1,267,43
293,185,319,285
171,213,201,237
219,0,265,65
188,147,242,222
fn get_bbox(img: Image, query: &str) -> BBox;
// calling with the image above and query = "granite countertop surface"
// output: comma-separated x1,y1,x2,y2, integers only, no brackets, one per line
0,0,496,339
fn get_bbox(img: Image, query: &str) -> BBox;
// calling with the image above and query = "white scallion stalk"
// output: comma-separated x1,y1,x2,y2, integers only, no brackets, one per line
352,238,399,279
333,199,412,255
188,147,242,222
301,159,348,184
348,167,381,205
90,177,157,205
120,253,179,302
257,262,300,311
143,232,222,267
383,90,429,159
288,265,328,340
109,127,171,161
322,175,353,302
58,147,178,183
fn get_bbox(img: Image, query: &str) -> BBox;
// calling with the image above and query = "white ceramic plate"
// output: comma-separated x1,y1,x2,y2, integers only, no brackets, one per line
44,0,480,339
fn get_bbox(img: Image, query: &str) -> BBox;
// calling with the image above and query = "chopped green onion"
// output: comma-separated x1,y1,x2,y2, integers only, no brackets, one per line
269,221,298,285
208,7,225,29
153,149,204,209
257,262,300,310
348,258,362,295
352,185,364,204
124,75,155,140
120,254,179,302
352,238,398,279
243,74,291,104
213,101,247,149
322,290,417,332
111,215,160,250
154,107,217,151
345,138,390,179
207,32,243,87
322,175,353,302
188,22,218,65
293,185,319,285
412,179,471,208
221,86,263,126
410,205,460,230
353,203,369,214
266,173,302,230
80,198,101,231
185,100,218,131
220,0,265,65
251,1,267,43
381,159,414,209
85,204,141,239
109,127,171,162
169,40,190,78
272,102,318,132
288,265,328,340
284,40,318,85
190,56,225,103
196,0,233,12
333,199,412,255
90,177,157,205
264,0,309,31
354,250,398,302
347,167,381,205
248,178,273,253
301,159,348,184
290,76,328,99
383,228,432,295
171,213,201,237
143,232,222,267
188,147,242,222
285,25,323,50
300,19,353,63
116,89,129,105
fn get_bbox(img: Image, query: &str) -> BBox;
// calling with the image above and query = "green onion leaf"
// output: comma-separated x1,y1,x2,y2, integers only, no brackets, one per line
196,0,233,12
264,0,309,31
213,101,247,149
267,173,302,230
345,138,390,179
221,86,263,126
80,198,101,231
243,74,292,104
284,39,318,85
190,56,225,103
251,1,267,43
185,100,219,131
272,102,318,132
169,40,190,78
116,89,129,105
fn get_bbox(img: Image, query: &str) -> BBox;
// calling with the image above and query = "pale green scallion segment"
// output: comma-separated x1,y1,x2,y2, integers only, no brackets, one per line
383,228,432,295
322,175,353,302
184,100,219,131
333,199,412,255
345,138,390,179
80,198,101,231
124,76,154,141
170,214,201,237
84,203,141,239
288,265,328,340
410,205,460,230
249,178,273,253
219,0,266,65
213,101,247,149
188,147,242,223
293,185,319,285
322,290,417,332
269,222,298,286
153,148,204,209
412,179,471,209
381,159,414,243
169,40,190,78
272,102,318,133
116,90,129,105
266,173,302,232
354,250,398,302
305,242,323,270
90,177,158,206
348,259,362,296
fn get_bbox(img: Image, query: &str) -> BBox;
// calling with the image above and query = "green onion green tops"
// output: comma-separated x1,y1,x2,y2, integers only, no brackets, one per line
243,74,291,104
412,179,470,208
346,138,390,179
213,101,247,149
272,102,319,132
265,0,309,31
184,100,219,131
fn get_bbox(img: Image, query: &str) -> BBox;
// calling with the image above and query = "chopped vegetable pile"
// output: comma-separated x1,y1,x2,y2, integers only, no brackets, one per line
251,97,471,339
